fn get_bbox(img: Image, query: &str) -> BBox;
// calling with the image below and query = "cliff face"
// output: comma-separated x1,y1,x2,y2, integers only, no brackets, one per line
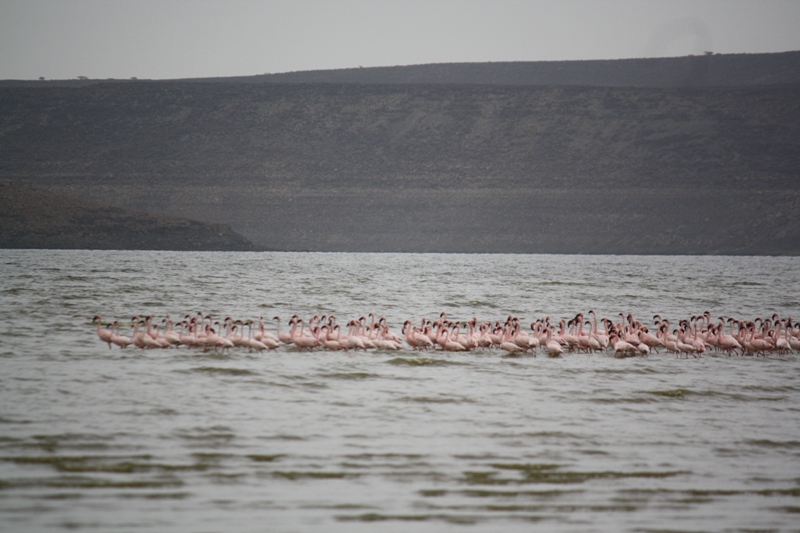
0,180,258,250
1,54,799,254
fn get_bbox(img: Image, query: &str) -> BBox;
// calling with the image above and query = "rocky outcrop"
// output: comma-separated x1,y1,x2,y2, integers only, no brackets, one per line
0,180,259,250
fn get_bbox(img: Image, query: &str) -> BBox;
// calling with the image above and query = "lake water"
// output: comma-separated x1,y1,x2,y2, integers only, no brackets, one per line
1,250,799,532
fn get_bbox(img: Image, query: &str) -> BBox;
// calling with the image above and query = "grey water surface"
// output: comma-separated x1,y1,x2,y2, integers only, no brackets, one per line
1,250,799,532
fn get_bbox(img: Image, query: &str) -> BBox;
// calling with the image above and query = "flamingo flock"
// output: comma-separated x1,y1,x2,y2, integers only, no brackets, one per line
92,311,799,358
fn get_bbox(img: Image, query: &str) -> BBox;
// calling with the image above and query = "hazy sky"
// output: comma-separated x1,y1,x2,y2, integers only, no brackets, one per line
2,0,799,80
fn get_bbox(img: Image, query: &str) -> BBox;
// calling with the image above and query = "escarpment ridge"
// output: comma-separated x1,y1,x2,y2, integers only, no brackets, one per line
2,52,799,253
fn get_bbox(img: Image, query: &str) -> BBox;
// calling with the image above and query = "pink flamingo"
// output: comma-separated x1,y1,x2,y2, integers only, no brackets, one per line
609,332,637,358
544,326,564,358
716,318,742,355
291,319,319,350
442,325,468,352
500,323,524,356
131,317,160,349
273,316,295,345
637,326,662,354
92,315,114,348
110,320,132,348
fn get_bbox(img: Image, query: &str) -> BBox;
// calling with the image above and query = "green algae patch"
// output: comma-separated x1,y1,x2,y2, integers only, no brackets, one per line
192,367,259,376
336,513,481,525
247,454,284,462
645,389,691,398
462,464,685,485
3,455,211,474
419,489,448,497
2,476,184,490
461,488,583,499
272,471,358,480
385,357,465,367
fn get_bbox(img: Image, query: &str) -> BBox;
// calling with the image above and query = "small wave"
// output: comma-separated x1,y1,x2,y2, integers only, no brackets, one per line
4,454,211,474
644,388,691,398
486,431,583,440
247,454,284,462
344,453,425,460
401,395,473,404
742,384,798,393
173,426,235,442
461,465,685,485
131,491,192,500
641,389,786,403
272,470,359,480
318,372,382,380
27,433,115,452
453,300,502,309
591,396,660,404
594,367,661,375
457,488,584,499
56,275,88,282
190,367,258,376
0,416,33,424
1,477,184,490
336,512,482,525
385,357,464,367
2,287,30,295
262,434,306,441
742,439,800,449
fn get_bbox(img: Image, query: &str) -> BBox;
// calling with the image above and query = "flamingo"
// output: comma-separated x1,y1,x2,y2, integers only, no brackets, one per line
609,333,638,358
716,318,742,355
657,324,678,354
545,326,564,358
786,321,800,352
254,315,279,343
131,317,160,349
159,317,181,346
769,320,791,355
510,318,536,352
403,320,433,351
476,323,493,349
378,317,403,345
637,326,662,353
675,328,699,358
344,321,366,351
500,323,525,356
241,321,271,351
588,310,610,349
205,323,234,352
274,316,295,345
109,320,132,348
375,325,402,350
442,325,468,352
315,325,343,351
291,319,319,350
92,315,114,348
145,317,172,348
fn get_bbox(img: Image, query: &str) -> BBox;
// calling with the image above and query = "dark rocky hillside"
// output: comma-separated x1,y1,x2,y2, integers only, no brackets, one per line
0,180,257,250
1,53,799,254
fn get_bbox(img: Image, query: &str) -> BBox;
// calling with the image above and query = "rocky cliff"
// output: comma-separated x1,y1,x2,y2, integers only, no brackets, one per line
0,180,258,250
1,53,798,254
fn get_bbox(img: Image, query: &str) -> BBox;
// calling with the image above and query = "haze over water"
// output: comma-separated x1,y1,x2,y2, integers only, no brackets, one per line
1,250,799,532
